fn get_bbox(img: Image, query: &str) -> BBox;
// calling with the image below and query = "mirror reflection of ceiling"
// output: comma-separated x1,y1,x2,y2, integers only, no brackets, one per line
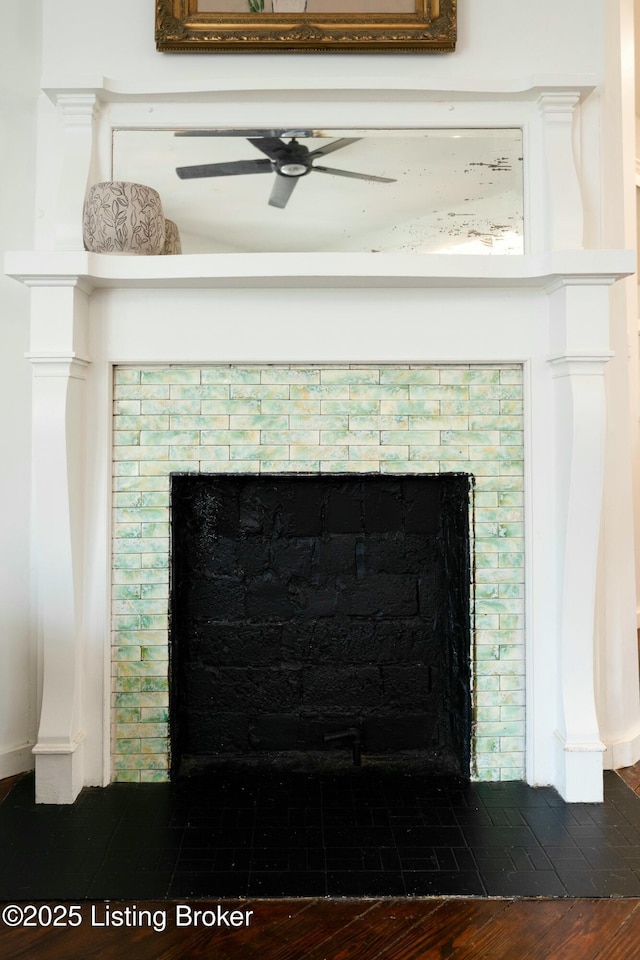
112,129,524,255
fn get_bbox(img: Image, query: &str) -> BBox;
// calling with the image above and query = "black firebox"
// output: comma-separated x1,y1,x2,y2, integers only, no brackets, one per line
170,473,471,778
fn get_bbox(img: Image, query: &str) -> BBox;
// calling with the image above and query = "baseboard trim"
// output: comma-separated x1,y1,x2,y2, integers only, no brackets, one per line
0,743,35,781
603,728,640,771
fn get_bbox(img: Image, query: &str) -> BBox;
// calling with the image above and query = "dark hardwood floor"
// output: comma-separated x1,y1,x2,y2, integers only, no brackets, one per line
3,897,640,959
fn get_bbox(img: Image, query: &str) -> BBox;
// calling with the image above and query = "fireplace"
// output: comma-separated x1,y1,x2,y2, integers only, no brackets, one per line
109,362,524,788
5,76,638,806
170,472,472,777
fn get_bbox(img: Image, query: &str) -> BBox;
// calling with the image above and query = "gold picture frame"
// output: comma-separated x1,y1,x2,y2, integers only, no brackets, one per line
156,0,457,53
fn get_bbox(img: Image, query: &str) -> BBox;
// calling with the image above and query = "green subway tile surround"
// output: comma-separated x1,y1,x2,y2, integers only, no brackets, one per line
112,365,525,783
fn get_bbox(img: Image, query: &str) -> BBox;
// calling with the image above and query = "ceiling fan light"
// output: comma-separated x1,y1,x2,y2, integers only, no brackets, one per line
279,162,308,177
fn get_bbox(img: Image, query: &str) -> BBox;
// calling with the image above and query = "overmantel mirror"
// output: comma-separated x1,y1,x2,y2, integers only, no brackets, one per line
111,128,524,255
155,0,457,52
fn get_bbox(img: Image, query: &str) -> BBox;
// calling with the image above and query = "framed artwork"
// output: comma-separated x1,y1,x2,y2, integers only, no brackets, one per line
156,0,457,53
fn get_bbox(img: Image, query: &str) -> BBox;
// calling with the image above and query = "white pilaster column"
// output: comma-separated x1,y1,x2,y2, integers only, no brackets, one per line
55,95,101,251
27,280,91,803
538,93,584,250
547,281,612,801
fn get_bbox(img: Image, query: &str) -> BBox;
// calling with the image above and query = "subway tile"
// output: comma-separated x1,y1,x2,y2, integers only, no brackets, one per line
384,430,440,445
170,415,229,430
113,660,169,677
322,368,380,384
113,476,170,493
440,369,500,385
114,678,142,692
320,461,380,473
352,446,408,461
349,385,409,400
114,369,141,385
113,462,140,477
231,384,290,399
259,460,320,472
321,430,379,445
114,508,169,524
442,431,501,446
382,460,440,473
114,400,141,415
380,369,440,384
210,460,262,473
141,368,201,384
202,400,261,414
291,385,350,400
290,445,349,460
262,400,321,415
410,446,469,460
321,400,379,415
409,416,469,431
114,755,168,771
115,385,170,400
261,430,320,445
500,400,524,415
230,445,289,460
289,415,349,430
470,385,523,400
200,430,261,444
140,735,170,751
116,416,169,432
170,446,229,461
142,400,201,414
140,770,169,782
408,386,468,400
381,400,443,415
112,771,141,782
230,415,289,430
261,367,321,384
201,366,262,384
170,384,229,400
350,416,407,430
114,445,168,462
140,430,200,446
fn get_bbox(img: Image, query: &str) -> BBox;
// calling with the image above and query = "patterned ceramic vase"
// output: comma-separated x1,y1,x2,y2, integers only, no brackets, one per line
163,219,182,255
83,181,165,255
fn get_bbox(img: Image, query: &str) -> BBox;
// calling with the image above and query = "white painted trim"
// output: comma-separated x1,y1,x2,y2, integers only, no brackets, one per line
0,743,35,781
5,250,636,291
603,726,640,770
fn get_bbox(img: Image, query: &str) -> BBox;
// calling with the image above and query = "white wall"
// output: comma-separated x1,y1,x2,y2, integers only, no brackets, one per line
40,0,604,89
0,1,42,777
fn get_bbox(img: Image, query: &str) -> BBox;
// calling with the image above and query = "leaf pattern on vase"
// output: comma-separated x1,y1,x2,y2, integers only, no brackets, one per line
83,182,165,255
163,219,182,255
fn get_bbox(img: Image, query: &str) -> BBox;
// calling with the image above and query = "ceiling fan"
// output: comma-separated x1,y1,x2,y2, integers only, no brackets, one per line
174,132,396,209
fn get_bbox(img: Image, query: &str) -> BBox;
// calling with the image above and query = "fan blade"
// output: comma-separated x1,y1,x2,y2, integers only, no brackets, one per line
176,159,272,179
312,165,396,183
308,138,362,159
247,137,291,160
175,129,316,139
268,174,299,209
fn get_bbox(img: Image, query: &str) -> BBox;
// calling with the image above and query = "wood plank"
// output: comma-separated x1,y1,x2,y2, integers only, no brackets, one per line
447,899,574,960
372,898,513,960
3,898,640,960
293,898,444,960
515,899,640,960
591,902,640,960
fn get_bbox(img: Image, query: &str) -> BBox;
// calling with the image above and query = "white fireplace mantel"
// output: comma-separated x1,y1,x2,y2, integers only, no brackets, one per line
5,250,634,292
7,66,640,804
6,243,636,804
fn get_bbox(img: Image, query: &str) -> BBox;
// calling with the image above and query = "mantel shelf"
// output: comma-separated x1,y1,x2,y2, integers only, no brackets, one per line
5,250,636,292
